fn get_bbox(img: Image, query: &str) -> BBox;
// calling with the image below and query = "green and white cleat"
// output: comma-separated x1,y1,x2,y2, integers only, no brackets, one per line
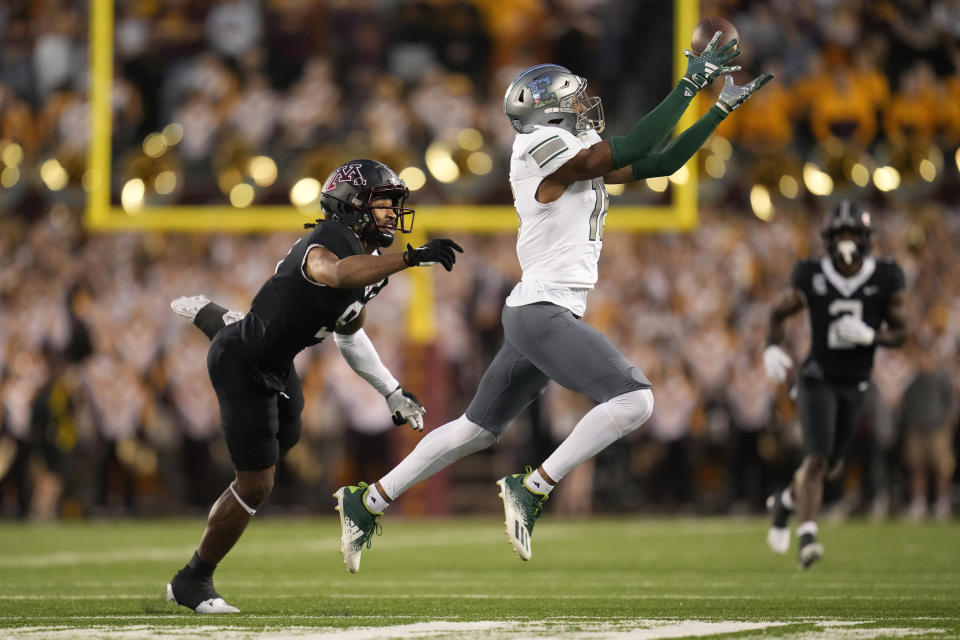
496,470,548,561
333,483,382,574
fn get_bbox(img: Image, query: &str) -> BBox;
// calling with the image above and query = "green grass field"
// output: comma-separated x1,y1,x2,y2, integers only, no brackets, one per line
0,516,957,638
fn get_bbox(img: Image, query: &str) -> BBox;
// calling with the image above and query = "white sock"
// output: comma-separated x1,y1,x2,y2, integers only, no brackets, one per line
378,414,496,501
524,469,554,496
364,484,388,514
781,488,795,511
797,520,818,537
541,389,653,481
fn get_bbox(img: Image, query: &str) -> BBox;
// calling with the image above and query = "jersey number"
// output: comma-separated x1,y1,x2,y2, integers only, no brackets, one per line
827,299,863,350
588,178,609,242
314,301,364,340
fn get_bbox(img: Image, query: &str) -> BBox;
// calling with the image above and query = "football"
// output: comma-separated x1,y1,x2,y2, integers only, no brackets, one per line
691,16,740,55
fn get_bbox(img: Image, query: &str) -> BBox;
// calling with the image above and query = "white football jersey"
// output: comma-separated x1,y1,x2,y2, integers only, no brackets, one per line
504,125,608,316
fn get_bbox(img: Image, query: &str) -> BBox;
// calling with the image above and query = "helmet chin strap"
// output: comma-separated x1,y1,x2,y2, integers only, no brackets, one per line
836,239,858,265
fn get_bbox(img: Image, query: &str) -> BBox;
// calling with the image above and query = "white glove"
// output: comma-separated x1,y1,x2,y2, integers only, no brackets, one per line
386,387,426,432
834,314,875,346
763,345,793,383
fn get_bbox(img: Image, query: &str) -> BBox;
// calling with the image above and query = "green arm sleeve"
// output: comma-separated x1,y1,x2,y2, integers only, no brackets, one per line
609,82,696,169
631,105,727,179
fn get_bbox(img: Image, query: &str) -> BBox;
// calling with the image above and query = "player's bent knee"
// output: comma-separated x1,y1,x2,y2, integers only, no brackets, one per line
605,388,654,437
235,470,274,508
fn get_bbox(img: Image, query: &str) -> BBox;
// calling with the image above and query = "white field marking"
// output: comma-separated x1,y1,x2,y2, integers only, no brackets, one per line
0,620,786,640
0,619,950,640
767,627,947,639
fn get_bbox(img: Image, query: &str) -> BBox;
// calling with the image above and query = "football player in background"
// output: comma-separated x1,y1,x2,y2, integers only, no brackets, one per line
763,199,907,569
164,159,462,613
333,38,775,572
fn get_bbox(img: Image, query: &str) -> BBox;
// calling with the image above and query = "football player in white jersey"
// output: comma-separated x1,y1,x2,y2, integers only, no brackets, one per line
327,37,772,570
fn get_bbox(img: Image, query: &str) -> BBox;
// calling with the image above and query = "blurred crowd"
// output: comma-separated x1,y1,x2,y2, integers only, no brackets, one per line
2,0,960,211
0,0,959,520
2,202,957,521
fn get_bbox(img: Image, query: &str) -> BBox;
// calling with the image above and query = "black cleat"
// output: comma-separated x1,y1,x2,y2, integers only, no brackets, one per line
797,532,824,570
166,569,239,613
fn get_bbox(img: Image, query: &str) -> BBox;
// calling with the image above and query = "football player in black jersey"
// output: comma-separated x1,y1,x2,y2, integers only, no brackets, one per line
164,159,462,613
762,199,907,569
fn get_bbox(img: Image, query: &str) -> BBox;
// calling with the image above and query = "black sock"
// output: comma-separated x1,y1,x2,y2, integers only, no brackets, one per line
186,551,216,578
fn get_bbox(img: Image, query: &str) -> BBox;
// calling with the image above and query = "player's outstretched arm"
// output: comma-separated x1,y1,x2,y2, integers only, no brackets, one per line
539,35,744,192
307,239,463,288
620,70,774,181
607,37,740,170
334,312,426,431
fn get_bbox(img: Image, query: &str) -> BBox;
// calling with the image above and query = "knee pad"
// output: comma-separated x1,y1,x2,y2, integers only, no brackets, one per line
603,388,654,438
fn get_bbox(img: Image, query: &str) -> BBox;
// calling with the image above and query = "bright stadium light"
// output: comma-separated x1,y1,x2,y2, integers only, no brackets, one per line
1,166,20,188
154,170,177,195
399,167,426,191
709,136,732,160
457,128,484,151
778,175,799,198
668,165,689,185
917,158,936,182
248,156,278,187
605,183,625,196
229,183,255,208
121,178,145,213
646,176,669,192
802,162,833,196
705,155,726,179
425,142,459,183
873,166,900,191
40,158,69,191
850,162,870,187
750,184,773,220
467,151,492,175
162,122,184,146
142,133,167,158
290,178,321,206
2,142,23,167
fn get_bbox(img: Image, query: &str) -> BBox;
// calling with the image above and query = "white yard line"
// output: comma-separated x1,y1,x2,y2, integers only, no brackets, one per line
0,618,950,640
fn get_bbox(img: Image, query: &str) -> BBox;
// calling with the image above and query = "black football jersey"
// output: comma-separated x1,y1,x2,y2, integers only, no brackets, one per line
236,221,387,369
791,256,904,382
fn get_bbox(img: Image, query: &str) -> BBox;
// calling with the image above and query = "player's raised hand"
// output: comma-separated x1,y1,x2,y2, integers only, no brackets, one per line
386,386,426,431
715,72,775,113
403,238,464,271
763,345,793,383
682,31,742,91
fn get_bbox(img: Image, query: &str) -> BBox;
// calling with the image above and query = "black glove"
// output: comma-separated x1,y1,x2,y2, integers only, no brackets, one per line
403,238,464,271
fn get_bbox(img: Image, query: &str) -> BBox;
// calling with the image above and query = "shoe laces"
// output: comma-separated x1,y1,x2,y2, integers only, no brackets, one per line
355,482,383,548
520,466,548,518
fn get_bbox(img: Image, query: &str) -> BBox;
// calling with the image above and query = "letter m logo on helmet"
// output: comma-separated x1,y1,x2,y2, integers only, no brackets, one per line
326,163,367,191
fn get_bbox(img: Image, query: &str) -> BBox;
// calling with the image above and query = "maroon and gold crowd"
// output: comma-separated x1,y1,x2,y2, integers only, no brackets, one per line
0,0,957,519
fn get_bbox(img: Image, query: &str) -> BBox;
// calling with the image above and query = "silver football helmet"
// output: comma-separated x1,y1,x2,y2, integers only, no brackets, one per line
503,63,604,135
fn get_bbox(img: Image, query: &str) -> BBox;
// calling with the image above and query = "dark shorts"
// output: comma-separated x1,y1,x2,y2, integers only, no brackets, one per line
796,375,866,464
207,325,304,471
465,302,650,436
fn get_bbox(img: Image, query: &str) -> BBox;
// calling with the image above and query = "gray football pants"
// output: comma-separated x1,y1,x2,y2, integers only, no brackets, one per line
465,302,651,437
